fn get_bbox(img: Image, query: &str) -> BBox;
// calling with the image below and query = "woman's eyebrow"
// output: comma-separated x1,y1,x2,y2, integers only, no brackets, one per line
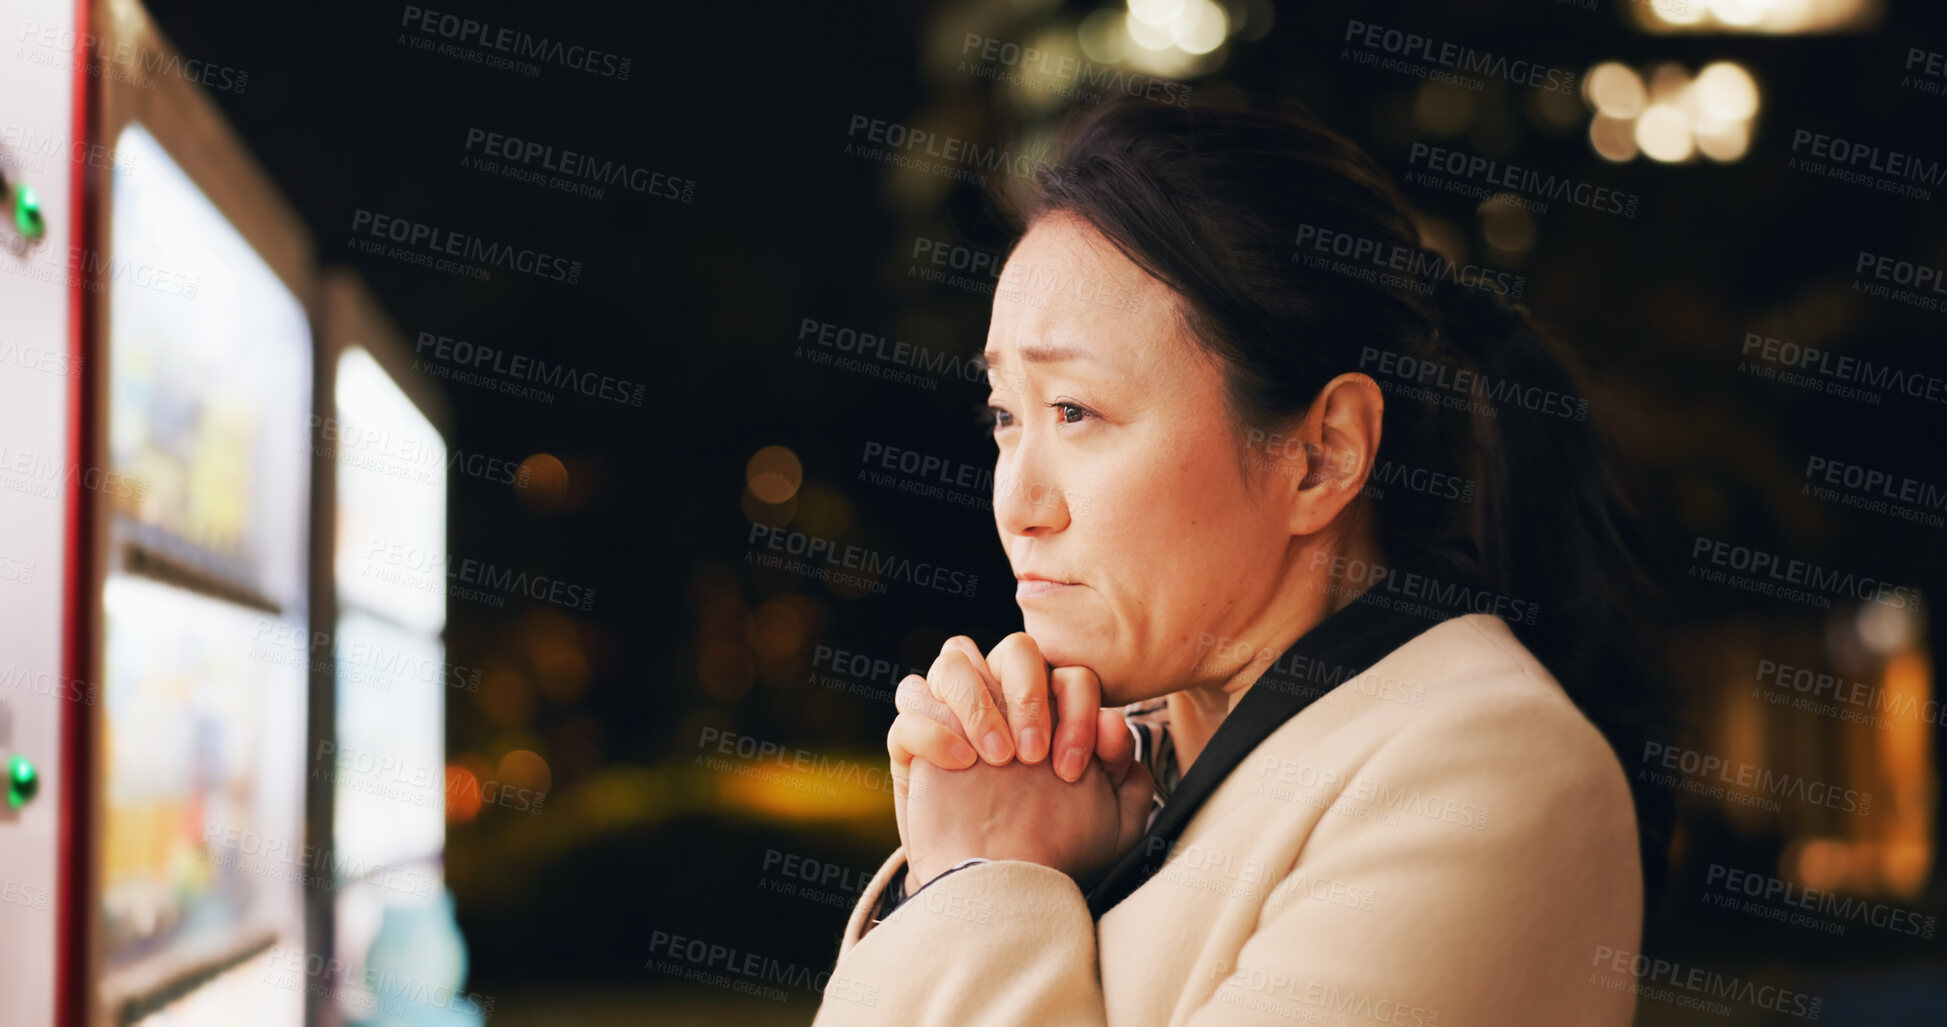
978,343,1091,371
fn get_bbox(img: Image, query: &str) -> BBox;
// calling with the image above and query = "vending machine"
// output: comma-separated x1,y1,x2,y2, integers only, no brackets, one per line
316,272,477,1027
0,1,85,1025
0,3,465,1024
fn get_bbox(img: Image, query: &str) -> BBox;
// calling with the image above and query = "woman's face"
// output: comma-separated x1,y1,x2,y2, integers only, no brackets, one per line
983,215,1309,704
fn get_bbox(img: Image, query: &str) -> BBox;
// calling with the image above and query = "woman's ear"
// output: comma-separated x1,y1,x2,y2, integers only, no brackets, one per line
1287,373,1384,536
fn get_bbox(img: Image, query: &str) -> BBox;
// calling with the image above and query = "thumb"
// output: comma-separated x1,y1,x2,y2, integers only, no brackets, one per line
1094,707,1135,787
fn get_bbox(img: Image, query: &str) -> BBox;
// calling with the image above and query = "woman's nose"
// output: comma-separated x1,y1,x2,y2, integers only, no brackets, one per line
993,448,1069,537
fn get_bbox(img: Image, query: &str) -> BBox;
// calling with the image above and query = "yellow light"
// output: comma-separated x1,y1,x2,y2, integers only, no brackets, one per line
1171,0,1228,55
1125,13,1175,51
1636,103,1695,162
498,749,554,795
741,487,796,527
745,444,803,503
1709,0,1767,27
1478,199,1537,260
1415,81,1477,136
1585,62,1647,119
1884,840,1932,896
712,753,893,822
1637,0,1877,33
446,759,489,823
516,452,571,510
1695,62,1760,121
752,595,814,660
1078,9,1129,64
1651,0,1710,26
1528,84,1586,132
1786,837,1850,890
1858,600,1918,655
1676,81,1704,123
791,481,852,538
1589,114,1640,162
1763,0,1818,27
1694,117,1752,162
1647,62,1691,103
1127,0,1184,27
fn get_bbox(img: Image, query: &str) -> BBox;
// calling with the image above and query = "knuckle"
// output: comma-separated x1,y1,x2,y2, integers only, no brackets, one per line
1051,664,1097,686
929,647,973,685
991,631,1038,660
1051,665,1101,701
894,674,930,710
937,672,977,707
971,692,1001,723
1007,694,1048,721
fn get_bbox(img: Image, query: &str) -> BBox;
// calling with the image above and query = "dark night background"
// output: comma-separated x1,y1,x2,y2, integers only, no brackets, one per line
132,0,1947,1021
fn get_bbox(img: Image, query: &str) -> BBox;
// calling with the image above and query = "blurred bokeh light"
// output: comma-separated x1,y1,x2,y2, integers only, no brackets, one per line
1583,60,1760,163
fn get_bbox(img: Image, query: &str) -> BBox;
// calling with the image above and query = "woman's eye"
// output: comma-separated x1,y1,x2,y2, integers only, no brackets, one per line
980,401,1090,437
979,405,1015,436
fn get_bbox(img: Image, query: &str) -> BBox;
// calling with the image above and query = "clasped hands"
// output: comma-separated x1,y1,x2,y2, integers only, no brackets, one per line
888,633,1154,897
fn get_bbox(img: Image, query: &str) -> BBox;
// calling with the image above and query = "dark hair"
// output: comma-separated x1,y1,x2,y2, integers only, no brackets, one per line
990,99,1674,906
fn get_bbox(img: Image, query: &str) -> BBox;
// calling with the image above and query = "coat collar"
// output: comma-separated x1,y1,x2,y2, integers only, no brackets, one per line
1084,577,1459,918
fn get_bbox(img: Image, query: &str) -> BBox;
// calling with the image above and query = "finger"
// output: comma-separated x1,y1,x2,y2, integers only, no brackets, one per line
940,635,1003,703
1049,665,1101,782
887,724,914,859
935,637,1006,748
895,674,961,735
894,789,908,856
1094,707,1135,788
929,648,1014,765
989,633,1051,763
887,712,980,775
891,755,911,857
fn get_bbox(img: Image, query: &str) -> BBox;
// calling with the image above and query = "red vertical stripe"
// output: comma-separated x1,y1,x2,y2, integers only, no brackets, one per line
57,0,97,1024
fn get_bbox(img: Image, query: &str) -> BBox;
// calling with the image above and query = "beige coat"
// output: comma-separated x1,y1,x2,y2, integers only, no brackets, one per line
811,614,1642,1026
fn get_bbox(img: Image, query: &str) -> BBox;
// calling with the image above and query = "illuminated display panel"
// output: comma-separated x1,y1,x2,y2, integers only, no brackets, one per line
333,346,447,636
107,123,311,612
330,344,456,1025
100,120,311,1023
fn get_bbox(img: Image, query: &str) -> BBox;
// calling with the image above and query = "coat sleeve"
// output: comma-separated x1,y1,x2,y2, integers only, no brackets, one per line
810,846,1109,1026
1181,686,1643,1027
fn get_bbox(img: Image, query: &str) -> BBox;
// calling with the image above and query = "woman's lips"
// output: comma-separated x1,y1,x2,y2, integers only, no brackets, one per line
1016,578,1077,600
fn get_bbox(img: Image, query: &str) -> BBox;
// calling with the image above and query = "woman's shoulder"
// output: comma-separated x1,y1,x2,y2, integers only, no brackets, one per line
1206,610,1639,830
1345,612,1638,823
1376,613,1609,727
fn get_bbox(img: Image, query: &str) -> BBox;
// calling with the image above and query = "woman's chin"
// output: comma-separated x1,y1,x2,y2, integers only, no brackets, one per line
1019,612,1111,674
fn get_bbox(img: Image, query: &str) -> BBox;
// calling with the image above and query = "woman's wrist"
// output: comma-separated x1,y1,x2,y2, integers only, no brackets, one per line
896,856,992,904
868,857,993,935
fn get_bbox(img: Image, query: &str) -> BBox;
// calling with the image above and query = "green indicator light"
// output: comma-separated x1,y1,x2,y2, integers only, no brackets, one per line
15,184,45,240
7,755,37,810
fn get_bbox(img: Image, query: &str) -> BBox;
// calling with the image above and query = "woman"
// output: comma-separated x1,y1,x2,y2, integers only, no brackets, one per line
813,99,1669,1026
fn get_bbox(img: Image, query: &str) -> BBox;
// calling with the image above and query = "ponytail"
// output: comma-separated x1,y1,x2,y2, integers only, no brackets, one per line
1408,277,1677,906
